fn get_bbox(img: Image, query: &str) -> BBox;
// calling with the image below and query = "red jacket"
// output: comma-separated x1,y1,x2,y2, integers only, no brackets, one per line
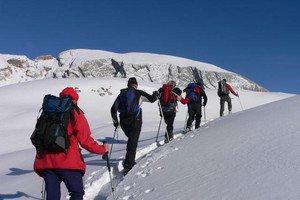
225,83,239,96
34,108,107,176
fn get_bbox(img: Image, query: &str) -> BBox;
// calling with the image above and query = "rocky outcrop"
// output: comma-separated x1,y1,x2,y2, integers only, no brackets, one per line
0,50,267,92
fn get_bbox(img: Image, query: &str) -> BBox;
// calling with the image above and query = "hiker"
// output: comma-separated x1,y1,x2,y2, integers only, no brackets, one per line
119,61,127,78
218,78,239,116
158,80,182,143
32,87,109,200
179,82,207,131
111,77,158,175
111,59,126,78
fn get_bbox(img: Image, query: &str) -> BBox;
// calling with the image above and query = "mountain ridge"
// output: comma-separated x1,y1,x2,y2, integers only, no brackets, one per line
0,49,267,92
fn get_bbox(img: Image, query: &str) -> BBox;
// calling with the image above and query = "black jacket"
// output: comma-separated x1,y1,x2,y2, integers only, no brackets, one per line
111,87,157,124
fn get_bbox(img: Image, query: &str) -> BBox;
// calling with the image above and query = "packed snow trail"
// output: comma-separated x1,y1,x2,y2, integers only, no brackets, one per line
107,96,300,200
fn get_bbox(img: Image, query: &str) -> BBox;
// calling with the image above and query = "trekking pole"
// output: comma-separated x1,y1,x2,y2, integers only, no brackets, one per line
116,127,119,141
203,106,207,124
155,115,163,143
41,179,45,200
238,96,244,111
183,109,188,132
102,143,116,200
157,100,169,143
109,127,119,160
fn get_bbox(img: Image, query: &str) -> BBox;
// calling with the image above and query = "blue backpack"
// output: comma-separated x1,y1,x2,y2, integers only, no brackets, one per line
186,83,201,102
118,88,140,116
31,95,73,155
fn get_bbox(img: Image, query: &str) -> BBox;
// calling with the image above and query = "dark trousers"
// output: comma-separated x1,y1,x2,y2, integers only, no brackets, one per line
186,103,202,129
163,111,176,140
220,95,232,116
42,170,84,200
120,114,142,171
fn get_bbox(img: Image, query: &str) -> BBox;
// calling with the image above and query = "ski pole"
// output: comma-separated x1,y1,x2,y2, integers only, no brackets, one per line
183,109,188,132
116,129,119,140
155,115,163,143
238,95,244,111
203,106,207,124
157,100,169,143
102,143,116,200
109,127,119,160
41,179,45,200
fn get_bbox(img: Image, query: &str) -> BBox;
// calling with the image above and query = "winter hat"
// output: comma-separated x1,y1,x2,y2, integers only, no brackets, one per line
172,87,182,96
59,87,79,101
127,77,138,86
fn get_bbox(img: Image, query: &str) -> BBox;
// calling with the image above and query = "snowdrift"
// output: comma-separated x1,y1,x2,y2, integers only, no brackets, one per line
112,96,300,200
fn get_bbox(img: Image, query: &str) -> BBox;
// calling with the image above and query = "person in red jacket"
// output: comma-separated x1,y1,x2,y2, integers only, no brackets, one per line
178,82,208,132
34,87,108,200
217,79,239,116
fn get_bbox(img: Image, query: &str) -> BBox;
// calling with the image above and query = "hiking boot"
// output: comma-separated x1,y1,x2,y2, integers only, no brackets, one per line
123,168,131,176
184,127,191,133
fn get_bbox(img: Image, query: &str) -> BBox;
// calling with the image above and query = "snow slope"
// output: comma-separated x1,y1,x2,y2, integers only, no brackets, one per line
0,78,293,199
110,96,300,200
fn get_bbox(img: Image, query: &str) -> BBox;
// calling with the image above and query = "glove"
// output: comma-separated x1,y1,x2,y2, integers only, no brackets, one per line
103,142,109,153
113,121,119,128
236,92,239,97
153,91,159,97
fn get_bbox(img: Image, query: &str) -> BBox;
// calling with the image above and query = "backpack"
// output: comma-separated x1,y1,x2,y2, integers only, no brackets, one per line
161,84,177,104
118,88,140,116
30,95,73,155
196,79,205,90
218,80,229,96
186,83,201,102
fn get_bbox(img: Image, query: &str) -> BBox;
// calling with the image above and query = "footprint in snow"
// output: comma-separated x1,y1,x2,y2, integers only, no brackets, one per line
141,171,151,178
124,185,132,191
157,166,164,170
137,169,153,178
190,134,194,138
136,171,143,176
174,147,179,151
140,162,150,168
124,183,136,191
122,195,134,200
144,188,155,193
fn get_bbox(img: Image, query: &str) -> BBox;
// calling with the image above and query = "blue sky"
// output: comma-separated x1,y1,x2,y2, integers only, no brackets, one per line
0,0,299,93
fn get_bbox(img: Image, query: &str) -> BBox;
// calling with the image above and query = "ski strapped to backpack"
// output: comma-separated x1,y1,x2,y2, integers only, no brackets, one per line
118,88,141,117
186,83,201,102
31,94,73,156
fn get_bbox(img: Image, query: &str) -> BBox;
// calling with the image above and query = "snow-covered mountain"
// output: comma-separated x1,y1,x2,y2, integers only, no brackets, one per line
0,49,266,92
